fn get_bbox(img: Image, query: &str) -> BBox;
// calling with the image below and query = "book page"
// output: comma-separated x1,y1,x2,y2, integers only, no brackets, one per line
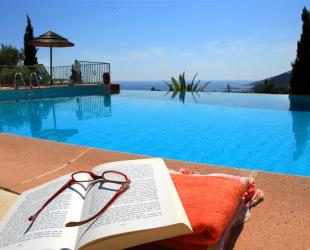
0,174,86,250
75,158,192,249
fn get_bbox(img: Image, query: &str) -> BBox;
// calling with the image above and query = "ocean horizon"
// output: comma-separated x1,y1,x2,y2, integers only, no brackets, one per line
117,80,256,92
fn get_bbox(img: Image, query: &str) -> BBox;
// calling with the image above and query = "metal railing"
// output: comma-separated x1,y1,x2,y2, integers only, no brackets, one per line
48,61,110,85
0,61,110,88
0,64,50,88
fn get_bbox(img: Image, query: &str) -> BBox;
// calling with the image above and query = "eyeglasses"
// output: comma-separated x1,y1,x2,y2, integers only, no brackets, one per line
28,170,130,227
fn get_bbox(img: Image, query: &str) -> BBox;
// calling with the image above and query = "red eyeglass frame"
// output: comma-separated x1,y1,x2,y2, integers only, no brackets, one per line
28,170,130,227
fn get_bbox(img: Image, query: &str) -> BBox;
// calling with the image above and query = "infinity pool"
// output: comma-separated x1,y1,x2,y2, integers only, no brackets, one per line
1,90,310,176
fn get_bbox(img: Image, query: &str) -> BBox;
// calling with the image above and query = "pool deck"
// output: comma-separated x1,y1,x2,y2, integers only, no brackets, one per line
0,133,309,249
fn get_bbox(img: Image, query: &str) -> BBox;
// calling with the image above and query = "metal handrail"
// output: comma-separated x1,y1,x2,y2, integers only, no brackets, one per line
1,61,111,88
77,60,110,65
29,72,40,88
14,72,27,90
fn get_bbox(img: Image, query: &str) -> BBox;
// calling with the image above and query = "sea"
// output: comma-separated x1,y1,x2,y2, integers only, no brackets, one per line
117,80,255,92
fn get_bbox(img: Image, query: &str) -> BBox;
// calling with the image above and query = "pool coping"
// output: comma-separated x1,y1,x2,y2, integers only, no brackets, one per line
0,133,309,249
0,84,120,101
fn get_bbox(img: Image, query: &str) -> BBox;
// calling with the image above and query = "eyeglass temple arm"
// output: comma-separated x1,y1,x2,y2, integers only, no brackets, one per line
28,179,73,222
65,182,130,227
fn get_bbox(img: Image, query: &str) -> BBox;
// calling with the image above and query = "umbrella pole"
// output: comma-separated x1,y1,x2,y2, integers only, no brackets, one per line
50,46,53,85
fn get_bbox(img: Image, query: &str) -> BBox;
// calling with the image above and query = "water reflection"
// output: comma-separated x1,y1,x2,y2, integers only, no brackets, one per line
166,90,200,104
289,95,310,160
32,102,79,141
76,95,111,120
0,100,51,134
0,94,112,142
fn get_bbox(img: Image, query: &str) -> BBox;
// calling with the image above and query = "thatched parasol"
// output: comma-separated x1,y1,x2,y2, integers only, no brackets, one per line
28,31,74,84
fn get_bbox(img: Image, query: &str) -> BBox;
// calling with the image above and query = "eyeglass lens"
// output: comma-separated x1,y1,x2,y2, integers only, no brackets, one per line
103,172,127,183
72,172,93,182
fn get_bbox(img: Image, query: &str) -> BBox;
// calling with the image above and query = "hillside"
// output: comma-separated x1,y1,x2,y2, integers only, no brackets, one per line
249,71,291,92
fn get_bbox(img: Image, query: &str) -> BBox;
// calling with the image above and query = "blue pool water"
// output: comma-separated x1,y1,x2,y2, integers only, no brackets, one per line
1,90,310,176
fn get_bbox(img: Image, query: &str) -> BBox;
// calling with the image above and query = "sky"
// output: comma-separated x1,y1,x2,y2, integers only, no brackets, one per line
0,0,309,81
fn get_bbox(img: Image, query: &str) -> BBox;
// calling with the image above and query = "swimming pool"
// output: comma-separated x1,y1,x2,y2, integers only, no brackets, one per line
1,90,310,176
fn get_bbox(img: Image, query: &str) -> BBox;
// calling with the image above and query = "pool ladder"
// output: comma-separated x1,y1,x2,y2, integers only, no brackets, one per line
29,72,40,88
14,72,40,89
14,72,27,89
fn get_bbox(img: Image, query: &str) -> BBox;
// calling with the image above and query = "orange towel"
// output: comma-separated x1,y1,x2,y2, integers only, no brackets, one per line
167,174,245,245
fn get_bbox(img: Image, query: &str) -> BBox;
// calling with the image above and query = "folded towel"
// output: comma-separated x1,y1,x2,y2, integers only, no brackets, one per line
168,173,246,245
155,170,263,250
157,199,246,250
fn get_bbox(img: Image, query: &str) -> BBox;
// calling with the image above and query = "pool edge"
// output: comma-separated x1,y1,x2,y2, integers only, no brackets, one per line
0,84,120,102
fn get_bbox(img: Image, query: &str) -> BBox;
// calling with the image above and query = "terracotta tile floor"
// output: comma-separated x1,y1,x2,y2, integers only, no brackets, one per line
0,133,309,249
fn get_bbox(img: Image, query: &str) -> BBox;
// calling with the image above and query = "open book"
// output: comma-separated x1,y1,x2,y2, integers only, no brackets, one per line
0,158,192,250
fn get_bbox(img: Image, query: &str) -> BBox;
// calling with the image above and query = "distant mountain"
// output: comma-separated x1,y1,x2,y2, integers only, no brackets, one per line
249,71,291,92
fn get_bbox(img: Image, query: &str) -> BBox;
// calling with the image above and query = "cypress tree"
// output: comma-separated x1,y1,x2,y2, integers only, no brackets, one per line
290,7,310,95
24,15,38,66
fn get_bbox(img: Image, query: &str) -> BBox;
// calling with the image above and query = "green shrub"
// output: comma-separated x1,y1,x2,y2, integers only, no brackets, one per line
164,72,210,92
